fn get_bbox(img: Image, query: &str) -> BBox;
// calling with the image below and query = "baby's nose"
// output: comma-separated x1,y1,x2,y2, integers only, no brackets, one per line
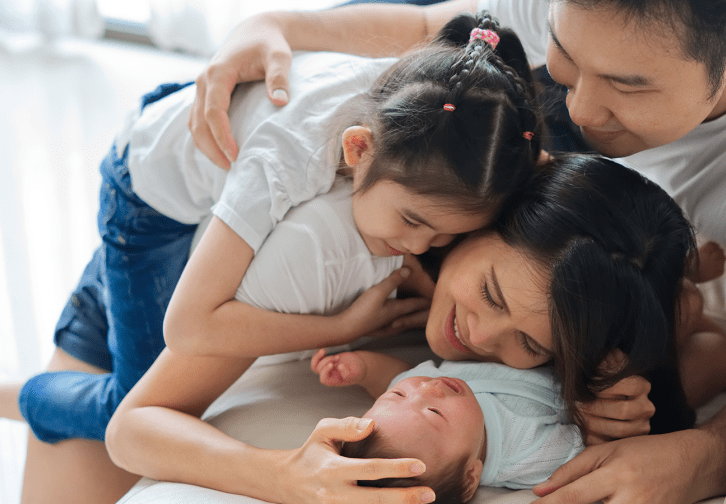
420,380,445,398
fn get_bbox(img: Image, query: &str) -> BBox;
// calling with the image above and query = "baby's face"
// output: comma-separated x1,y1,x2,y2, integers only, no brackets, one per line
363,376,486,477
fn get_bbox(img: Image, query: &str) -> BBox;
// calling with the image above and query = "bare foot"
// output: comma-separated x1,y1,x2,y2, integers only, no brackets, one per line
689,241,725,284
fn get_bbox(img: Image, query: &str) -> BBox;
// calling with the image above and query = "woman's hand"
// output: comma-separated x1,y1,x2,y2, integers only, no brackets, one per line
577,375,655,445
339,268,431,342
576,350,654,445
277,417,435,504
189,13,293,169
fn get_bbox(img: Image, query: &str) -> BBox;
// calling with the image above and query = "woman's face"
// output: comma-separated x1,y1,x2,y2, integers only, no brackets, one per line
546,1,726,158
426,232,553,369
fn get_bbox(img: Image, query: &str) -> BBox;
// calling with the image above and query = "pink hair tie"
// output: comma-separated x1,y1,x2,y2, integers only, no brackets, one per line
469,28,500,49
523,131,534,140
443,103,456,112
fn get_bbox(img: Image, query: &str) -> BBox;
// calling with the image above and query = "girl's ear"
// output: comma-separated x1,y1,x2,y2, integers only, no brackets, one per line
342,126,374,167
462,458,483,502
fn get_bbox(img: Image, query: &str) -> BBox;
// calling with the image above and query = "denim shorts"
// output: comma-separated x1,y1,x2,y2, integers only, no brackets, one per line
19,82,198,443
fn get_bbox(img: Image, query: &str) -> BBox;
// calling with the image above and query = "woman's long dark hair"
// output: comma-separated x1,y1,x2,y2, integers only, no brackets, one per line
495,154,697,436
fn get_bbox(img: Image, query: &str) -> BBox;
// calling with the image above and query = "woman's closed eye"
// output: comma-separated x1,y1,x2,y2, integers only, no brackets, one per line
518,331,549,358
480,280,503,311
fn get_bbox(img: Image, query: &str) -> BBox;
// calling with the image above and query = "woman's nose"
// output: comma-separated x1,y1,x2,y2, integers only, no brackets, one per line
466,312,504,352
565,78,610,128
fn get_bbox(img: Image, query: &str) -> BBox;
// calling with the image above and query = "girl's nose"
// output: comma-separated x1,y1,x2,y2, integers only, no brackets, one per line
403,234,433,255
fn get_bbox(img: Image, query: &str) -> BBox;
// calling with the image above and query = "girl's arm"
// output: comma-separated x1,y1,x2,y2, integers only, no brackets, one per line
164,217,429,357
189,0,477,169
105,348,434,504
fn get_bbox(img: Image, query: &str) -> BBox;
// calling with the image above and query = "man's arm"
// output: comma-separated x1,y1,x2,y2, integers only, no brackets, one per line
189,0,477,168
532,407,726,504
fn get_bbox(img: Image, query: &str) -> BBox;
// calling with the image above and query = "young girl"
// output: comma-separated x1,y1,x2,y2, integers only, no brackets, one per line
106,154,698,504
10,12,543,504
312,348,584,496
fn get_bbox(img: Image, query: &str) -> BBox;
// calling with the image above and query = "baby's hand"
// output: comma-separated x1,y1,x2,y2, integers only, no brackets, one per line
311,349,366,387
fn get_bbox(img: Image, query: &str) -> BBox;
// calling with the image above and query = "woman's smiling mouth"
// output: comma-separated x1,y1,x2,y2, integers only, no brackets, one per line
445,306,471,353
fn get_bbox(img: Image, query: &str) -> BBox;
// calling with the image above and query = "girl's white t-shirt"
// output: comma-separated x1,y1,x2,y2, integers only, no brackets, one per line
119,51,397,253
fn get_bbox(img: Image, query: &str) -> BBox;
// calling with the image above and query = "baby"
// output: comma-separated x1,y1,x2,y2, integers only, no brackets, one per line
311,349,584,502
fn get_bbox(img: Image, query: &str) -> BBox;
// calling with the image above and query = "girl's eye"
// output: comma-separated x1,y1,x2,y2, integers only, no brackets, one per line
392,390,404,397
402,216,419,228
428,408,443,417
480,281,503,310
518,332,542,358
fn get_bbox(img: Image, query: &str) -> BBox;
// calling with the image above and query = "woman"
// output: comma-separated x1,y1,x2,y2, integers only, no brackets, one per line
190,1,726,502
106,154,697,504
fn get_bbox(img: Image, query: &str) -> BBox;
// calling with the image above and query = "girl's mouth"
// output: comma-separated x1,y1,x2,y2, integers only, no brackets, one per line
386,243,404,256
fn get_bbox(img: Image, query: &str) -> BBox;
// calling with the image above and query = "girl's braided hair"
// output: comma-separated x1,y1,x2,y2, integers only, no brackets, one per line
337,11,544,217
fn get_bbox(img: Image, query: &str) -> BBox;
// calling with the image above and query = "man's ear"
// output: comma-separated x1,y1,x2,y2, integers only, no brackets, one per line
342,126,374,167
462,458,483,502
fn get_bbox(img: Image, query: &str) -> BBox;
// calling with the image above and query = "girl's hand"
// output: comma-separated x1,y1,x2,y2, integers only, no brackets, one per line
189,13,292,170
340,268,431,342
277,417,435,504
311,349,367,387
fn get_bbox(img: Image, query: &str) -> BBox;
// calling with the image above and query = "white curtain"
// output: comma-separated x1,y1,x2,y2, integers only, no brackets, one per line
0,0,105,39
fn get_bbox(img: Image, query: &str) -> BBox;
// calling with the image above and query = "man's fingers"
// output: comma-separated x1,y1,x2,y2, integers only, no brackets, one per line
533,446,605,497
534,469,612,504
265,49,292,106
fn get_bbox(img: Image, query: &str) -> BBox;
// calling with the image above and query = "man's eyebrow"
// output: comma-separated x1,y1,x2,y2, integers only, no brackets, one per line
403,209,433,228
547,23,573,62
490,266,510,314
548,22,652,87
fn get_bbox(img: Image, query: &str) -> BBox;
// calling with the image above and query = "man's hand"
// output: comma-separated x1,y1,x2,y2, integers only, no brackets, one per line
189,13,293,169
533,429,721,504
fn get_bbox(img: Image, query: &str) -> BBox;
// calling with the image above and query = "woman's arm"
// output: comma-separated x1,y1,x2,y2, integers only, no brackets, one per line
189,0,477,169
105,348,435,504
164,217,430,357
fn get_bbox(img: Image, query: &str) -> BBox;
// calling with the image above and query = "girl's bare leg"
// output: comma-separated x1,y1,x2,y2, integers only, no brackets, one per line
0,381,23,421
20,348,140,504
